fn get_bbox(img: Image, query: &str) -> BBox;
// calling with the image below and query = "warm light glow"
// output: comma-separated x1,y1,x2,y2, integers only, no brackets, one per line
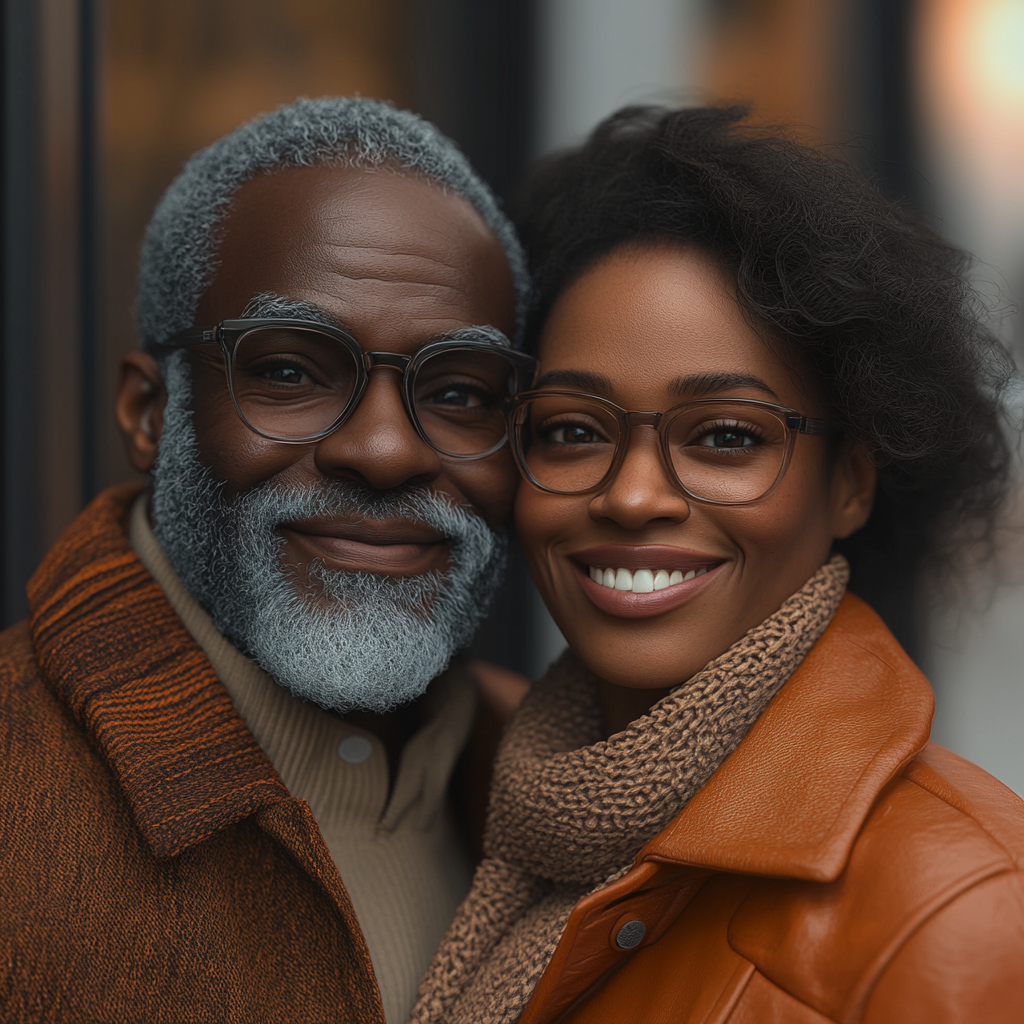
971,1,1024,101
917,0,1024,258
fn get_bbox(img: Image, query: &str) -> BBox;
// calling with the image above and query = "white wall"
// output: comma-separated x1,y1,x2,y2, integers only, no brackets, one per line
534,0,706,155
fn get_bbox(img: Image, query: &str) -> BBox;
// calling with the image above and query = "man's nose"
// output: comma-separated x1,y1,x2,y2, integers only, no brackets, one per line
312,367,442,489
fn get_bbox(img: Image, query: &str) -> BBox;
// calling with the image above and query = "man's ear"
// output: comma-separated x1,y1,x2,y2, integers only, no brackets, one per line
116,351,168,473
831,442,877,541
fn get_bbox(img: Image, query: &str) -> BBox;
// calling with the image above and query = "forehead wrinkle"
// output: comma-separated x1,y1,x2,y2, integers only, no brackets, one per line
318,240,479,281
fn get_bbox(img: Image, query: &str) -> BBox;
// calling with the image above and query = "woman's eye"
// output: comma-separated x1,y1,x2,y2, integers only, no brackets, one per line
544,424,599,444
695,427,759,449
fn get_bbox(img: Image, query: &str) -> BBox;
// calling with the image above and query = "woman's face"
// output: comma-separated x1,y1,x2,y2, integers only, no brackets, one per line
515,243,875,689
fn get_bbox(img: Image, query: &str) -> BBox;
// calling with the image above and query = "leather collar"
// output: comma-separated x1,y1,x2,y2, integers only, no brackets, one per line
639,593,935,882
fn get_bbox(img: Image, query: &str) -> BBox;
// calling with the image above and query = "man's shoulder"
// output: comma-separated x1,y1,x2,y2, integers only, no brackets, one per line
0,617,98,778
0,618,56,724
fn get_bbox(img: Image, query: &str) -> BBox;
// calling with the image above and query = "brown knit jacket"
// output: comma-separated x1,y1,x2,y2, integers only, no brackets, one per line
0,484,385,1023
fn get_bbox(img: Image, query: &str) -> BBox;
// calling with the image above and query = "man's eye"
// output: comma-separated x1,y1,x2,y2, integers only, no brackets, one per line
425,386,485,408
260,365,310,385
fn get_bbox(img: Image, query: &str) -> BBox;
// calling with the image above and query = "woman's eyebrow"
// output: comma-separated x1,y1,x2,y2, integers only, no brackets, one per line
533,369,612,392
670,372,780,400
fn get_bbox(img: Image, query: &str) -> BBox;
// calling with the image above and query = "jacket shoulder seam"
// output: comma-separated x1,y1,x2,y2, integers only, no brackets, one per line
858,866,1024,1018
902,766,1022,867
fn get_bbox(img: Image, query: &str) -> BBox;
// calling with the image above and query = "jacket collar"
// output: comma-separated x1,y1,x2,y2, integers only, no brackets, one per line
638,593,934,882
28,483,289,859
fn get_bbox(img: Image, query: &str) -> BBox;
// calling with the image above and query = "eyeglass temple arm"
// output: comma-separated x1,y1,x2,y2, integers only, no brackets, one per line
789,415,842,436
155,327,217,349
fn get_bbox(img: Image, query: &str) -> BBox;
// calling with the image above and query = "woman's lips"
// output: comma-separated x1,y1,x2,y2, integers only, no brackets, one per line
569,545,725,619
279,520,450,575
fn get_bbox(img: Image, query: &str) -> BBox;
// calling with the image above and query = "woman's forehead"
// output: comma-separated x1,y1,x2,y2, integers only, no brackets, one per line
536,243,817,409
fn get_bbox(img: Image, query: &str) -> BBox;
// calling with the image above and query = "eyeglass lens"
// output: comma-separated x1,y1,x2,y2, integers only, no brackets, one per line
512,394,792,502
230,325,515,455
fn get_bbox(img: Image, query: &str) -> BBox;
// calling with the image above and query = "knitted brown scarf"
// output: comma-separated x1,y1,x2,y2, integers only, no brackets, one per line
411,556,849,1024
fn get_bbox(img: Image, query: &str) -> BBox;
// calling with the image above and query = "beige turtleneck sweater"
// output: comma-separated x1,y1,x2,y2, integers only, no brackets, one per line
129,494,476,1024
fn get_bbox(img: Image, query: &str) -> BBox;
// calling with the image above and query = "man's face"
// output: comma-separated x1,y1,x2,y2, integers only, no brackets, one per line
188,163,518,582
120,162,519,712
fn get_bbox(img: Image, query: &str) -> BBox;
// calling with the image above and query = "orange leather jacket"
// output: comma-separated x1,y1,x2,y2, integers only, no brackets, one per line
520,596,1024,1024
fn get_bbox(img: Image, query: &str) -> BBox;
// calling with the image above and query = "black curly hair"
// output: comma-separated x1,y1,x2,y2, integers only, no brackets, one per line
511,105,1015,646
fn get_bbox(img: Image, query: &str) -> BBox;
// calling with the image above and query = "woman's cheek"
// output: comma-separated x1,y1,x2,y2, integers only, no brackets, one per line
514,485,584,622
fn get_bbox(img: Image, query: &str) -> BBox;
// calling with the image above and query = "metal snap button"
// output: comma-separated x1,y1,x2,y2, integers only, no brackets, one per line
614,919,646,950
337,736,373,764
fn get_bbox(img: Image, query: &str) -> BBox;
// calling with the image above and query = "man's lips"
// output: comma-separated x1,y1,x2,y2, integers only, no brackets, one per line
279,519,449,575
569,545,725,619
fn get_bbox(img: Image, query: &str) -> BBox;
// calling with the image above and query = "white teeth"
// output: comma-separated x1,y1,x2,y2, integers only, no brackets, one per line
588,565,712,593
632,569,655,593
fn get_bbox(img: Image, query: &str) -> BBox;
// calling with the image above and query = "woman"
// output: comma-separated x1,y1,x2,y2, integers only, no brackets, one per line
412,107,1024,1024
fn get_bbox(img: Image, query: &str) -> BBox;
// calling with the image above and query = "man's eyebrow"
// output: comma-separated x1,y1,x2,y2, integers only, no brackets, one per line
533,369,612,392
436,325,512,348
670,372,780,400
242,292,352,333
242,295,512,349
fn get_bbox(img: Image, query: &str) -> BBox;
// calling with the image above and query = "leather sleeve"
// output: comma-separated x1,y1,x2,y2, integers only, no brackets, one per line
863,869,1024,1023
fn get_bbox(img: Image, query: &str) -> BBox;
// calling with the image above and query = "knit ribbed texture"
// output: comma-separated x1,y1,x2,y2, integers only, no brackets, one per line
411,555,849,1024
130,494,476,1024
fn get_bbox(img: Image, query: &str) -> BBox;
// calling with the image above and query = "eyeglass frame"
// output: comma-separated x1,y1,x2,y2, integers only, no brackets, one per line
503,389,841,505
158,317,538,458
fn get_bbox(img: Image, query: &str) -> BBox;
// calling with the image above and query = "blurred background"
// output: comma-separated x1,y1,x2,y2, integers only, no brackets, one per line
3,0,1022,792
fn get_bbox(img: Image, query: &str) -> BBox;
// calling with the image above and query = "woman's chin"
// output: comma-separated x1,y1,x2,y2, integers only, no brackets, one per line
568,639,708,692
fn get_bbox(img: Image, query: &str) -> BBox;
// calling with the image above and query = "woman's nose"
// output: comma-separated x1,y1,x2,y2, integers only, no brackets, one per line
588,426,691,529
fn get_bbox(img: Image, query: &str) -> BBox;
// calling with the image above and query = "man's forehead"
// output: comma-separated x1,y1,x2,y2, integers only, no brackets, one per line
194,163,516,341
228,162,499,251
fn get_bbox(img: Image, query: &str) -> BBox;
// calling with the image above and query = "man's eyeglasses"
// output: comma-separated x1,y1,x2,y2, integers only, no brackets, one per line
504,390,840,505
159,318,537,459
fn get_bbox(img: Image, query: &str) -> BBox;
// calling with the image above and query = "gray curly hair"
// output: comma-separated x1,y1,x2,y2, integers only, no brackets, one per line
136,96,530,350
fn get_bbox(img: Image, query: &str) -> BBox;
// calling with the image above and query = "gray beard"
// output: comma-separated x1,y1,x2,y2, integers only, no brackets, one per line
150,353,506,713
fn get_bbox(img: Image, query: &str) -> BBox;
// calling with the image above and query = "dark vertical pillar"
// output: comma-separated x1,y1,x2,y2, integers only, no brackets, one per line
846,0,924,209
3,0,42,624
1,0,96,626
843,0,923,658
411,0,535,204
80,0,100,505
411,0,539,676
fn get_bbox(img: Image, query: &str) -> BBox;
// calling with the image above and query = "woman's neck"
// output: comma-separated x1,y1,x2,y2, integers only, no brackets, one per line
597,677,675,737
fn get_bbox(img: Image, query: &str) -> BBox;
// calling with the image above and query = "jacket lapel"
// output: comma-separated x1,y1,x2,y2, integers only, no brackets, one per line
28,483,290,859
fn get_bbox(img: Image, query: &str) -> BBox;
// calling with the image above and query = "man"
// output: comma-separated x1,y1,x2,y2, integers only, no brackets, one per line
0,98,533,1024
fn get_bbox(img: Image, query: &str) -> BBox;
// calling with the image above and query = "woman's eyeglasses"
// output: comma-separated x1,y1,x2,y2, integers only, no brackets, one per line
158,318,537,459
504,390,840,505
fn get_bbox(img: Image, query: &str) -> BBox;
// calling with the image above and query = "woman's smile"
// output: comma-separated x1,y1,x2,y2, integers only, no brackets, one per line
570,544,726,618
